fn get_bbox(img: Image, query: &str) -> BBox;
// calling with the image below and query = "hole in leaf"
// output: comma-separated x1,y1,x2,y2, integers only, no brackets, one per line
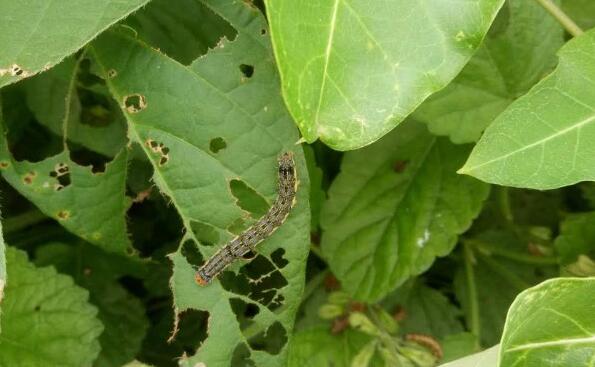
49,163,71,189
242,250,257,260
229,180,268,218
34,305,41,311
190,221,220,247
260,28,267,36
23,171,36,185
247,321,287,355
209,137,227,153
231,343,256,367
270,248,288,269
0,161,9,169
77,87,115,127
68,147,110,173
170,309,209,355
239,64,254,78
181,239,204,267
230,298,260,330
107,69,118,79
57,210,70,220
124,94,147,113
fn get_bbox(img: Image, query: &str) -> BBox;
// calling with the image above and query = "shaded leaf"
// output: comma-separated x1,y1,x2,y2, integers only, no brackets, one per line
555,211,595,264
415,0,564,143
321,121,489,301
0,0,149,87
90,1,310,365
265,0,505,150
460,29,595,189
0,247,103,366
0,219,4,324
0,130,132,254
35,242,148,367
561,0,595,30
500,278,595,366
441,333,480,363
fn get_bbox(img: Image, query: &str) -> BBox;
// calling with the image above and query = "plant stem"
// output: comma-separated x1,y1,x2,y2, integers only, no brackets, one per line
3,209,48,234
463,243,480,338
534,0,584,37
466,239,559,266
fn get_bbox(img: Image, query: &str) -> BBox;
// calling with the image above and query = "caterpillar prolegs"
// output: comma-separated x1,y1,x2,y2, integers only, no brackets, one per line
194,152,298,286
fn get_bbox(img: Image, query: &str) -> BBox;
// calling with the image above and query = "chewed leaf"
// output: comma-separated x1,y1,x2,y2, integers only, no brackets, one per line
321,121,489,301
0,247,103,366
90,1,310,366
460,29,595,189
0,0,149,87
0,132,131,254
265,0,505,150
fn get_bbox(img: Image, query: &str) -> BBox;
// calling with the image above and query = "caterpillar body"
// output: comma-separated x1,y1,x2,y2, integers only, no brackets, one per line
195,152,298,286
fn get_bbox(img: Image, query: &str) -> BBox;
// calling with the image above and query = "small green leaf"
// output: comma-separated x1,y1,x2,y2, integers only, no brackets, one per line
265,0,505,150
500,278,595,366
440,333,480,363
0,133,132,254
321,121,489,301
555,212,595,264
288,327,373,367
460,29,595,189
414,0,564,143
0,0,149,87
0,247,103,366
439,345,499,367
350,340,376,367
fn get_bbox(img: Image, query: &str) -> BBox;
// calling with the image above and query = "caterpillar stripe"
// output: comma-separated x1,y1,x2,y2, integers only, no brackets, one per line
194,152,298,286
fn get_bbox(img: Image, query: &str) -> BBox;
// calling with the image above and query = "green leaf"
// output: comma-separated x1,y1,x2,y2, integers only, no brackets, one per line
288,327,372,367
90,1,310,365
500,278,595,366
460,29,595,189
0,0,149,88
265,0,505,150
321,121,489,301
304,145,325,230
555,212,595,264
0,132,132,254
441,333,480,363
35,242,148,367
414,0,564,143
125,0,236,65
384,282,465,339
439,345,499,367
0,247,103,366
22,57,128,157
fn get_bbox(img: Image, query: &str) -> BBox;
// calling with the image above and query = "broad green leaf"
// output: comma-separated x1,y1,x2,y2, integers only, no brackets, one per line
321,121,489,301
414,0,564,143
439,345,499,367
0,0,149,88
500,278,595,366
0,131,132,254
0,247,103,366
288,327,372,367
460,29,595,189
125,0,236,65
304,145,325,230
265,0,505,150
441,333,480,363
22,57,127,157
384,282,465,339
455,231,557,346
90,1,310,365
35,242,148,367
555,212,595,264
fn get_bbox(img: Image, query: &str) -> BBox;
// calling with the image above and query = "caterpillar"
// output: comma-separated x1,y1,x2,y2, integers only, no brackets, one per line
194,152,298,286
405,333,443,359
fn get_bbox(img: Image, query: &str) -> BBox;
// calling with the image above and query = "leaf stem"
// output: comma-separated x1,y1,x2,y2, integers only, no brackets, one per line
462,243,480,338
466,239,559,266
3,209,49,234
534,0,584,37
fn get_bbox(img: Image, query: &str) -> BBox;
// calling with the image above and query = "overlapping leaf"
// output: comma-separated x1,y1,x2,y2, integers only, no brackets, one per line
0,247,103,366
0,0,149,87
500,278,595,366
265,0,505,150
555,212,595,264
321,121,489,301
414,0,564,143
460,29,595,189
90,1,310,365
0,132,131,254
